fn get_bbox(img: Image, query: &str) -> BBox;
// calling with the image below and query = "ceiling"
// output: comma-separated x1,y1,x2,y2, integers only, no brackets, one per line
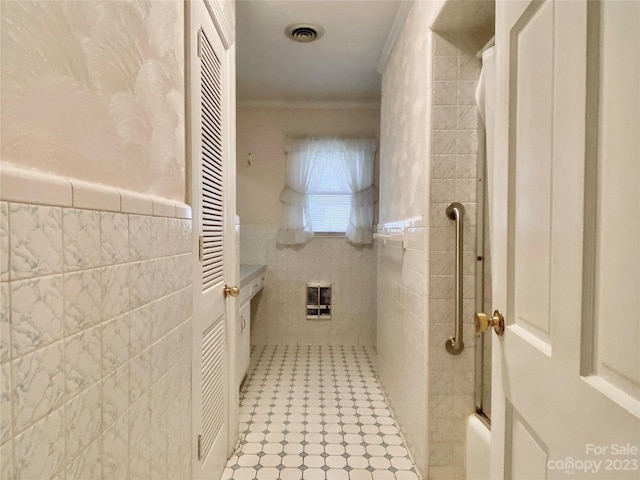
432,0,494,56
236,0,402,103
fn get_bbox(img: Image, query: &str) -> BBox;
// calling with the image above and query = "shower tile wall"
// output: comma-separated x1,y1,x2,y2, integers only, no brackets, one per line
428,33,481,480
240,225,376,347
0,198,193,479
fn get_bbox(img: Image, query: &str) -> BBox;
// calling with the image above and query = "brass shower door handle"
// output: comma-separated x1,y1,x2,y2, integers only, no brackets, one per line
474,310,505,336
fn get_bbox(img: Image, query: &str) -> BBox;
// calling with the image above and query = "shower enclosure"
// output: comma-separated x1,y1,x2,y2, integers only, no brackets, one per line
424,29,496,476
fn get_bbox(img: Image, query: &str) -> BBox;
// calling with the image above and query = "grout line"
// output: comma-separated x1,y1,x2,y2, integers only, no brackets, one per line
4,202,16,476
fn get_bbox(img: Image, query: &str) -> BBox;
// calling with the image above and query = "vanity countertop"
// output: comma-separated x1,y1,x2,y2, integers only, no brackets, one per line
240,264,266,288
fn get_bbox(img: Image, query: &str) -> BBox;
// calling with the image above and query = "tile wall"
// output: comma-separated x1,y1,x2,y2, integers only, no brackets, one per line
377,3,433,477
377,13,483,478
0,175,193,479
376,221,428,477
240,225,376,347
427,33,481,480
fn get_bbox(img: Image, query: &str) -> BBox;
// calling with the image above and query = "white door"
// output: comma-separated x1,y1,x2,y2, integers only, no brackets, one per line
490,1,640,478
189,1,237,478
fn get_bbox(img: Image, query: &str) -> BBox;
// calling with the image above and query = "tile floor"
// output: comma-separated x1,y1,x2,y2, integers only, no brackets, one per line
221,345,420,480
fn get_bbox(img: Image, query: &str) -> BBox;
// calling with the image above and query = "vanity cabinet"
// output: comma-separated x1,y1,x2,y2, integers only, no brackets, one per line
237,265,266,389
237,301,251,388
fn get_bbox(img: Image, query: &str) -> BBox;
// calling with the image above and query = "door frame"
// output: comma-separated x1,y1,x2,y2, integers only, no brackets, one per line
489,3,510,475
185,0,239,464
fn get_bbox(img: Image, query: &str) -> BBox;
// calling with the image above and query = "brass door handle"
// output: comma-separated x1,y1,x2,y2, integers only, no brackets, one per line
224,285,240,298
475,310,505,336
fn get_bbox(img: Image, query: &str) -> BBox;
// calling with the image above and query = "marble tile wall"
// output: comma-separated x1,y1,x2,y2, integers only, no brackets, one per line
377,4,433,477
376,222,428,478
240,225,376,347
378,13,483,478
428,33,481,480
0,201,193,479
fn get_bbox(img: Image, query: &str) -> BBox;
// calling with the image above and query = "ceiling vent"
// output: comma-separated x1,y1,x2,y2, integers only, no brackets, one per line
285,23,324,43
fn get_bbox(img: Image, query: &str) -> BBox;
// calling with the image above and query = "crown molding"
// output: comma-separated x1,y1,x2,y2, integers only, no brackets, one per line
376,1,415,75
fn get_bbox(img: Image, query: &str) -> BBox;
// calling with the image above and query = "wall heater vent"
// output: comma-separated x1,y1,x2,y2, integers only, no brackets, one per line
307,283,331,319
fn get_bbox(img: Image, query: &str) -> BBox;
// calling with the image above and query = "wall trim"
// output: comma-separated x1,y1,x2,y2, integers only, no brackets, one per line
203,0,234,49
0,163,192,219
237,100,381,110
376,0,415,74
376,216,426,231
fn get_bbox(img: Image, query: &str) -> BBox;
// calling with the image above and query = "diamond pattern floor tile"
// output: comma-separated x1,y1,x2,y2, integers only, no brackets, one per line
221,345,420,480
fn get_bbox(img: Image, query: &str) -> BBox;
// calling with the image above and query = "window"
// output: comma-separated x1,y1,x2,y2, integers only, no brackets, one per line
278,136,377,245
308,195,350,233
308,154,350,233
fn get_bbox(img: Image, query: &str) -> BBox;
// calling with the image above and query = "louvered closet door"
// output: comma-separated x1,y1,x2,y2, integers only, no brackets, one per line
190,1,232,478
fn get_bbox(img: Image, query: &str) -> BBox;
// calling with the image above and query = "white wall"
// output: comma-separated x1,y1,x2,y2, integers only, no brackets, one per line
0,0,236,477
378,2,432,476
236,106,380,224
237,106,379,346
379,2,430,225
1,0,185,202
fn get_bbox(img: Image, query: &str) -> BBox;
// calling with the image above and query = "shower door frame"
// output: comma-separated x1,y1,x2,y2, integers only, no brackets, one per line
474,118,490,424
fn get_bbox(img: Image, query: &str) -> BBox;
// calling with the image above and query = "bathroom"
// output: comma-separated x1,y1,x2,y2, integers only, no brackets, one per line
0,1,638,480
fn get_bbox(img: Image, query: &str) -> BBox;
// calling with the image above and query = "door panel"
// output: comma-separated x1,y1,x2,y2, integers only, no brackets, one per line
591,0,640,402
201,317,225,461
190,1,233,478
510,408,548,480
492,1,640,478
512,0,553,343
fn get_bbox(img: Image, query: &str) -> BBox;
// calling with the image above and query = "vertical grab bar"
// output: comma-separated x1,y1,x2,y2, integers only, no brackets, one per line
445,202,465,355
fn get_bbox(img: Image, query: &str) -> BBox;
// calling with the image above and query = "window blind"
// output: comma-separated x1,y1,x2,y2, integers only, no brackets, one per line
308,154,349,232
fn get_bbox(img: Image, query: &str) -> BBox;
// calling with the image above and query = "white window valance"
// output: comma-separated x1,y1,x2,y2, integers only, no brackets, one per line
277,136,377,246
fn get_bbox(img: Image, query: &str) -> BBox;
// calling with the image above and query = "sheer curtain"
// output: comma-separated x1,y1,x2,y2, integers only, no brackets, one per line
338,138,377,244
276,138,317,245
277,136,377,245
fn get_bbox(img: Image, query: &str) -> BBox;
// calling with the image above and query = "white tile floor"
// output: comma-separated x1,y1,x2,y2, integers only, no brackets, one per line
221,345,420,480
